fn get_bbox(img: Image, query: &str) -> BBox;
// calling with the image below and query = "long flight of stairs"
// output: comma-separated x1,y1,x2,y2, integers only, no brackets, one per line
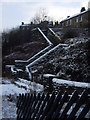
12,27,62,80
47,28,62,45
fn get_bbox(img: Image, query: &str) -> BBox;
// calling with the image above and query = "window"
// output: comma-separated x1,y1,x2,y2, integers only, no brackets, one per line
80,15,82,22
70,19,72,25
76,17,78,23
61,23,64,27
66,21,69,26
22,27,25,30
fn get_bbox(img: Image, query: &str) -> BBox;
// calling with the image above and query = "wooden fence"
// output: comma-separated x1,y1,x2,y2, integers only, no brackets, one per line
17,90,90,120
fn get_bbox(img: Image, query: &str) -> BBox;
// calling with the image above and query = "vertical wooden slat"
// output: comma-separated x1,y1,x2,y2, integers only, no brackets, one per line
35,93,49,120
17,94,21,108
17,94,23,109
28,92,40,119
17,94,25,119
39,92,55,120
21,93,31,118
59,90,78,119
24,93,36,119
51,91,68,120
68,90,88,119
76,99,90,119
31,93,45,119
45,92,62,120
17,94,21,116
19,93,28,118
17,93,30,119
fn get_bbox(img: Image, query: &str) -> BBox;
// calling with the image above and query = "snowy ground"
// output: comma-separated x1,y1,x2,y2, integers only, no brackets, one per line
0,77,89,119
0,77,44,119
0,78,28,119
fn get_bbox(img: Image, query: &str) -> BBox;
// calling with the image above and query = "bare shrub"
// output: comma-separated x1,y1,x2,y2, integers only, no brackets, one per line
62,28,79,39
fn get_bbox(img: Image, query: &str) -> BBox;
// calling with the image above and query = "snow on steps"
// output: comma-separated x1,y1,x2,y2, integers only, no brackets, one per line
14,78,44,92
15,27,62,69
15,27,53,68
27,43,68,68
14,28,67,80
25,44,68,79
14,45,54,79
14,27,64,70
37,27,53,45
48,28,61,41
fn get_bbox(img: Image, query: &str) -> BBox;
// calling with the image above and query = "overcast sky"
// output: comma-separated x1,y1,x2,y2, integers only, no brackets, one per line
0,0,89,31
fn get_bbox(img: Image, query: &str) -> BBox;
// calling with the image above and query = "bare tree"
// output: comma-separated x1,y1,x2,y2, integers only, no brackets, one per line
31,8,48,24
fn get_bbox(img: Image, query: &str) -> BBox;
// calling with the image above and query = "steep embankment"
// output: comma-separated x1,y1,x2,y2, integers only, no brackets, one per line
31,36,90,83
3,42,47,63
3,28,90,83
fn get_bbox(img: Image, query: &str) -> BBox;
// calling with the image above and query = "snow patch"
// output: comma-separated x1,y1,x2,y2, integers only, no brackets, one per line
43,74,56,78
0,84,28,96
53,78,90,88
17,78,44,92
0,78,44,96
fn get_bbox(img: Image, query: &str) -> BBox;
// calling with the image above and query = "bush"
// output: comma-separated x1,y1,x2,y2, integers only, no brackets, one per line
62,28,79,39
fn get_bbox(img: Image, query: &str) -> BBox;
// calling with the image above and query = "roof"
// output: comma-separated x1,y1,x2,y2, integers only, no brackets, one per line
20,24,31,27
60,9,90,23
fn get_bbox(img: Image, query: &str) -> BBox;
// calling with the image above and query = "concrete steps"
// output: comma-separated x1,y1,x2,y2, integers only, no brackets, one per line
13,27,62,80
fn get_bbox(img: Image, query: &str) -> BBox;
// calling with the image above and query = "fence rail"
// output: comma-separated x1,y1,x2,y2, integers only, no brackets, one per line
17,89,90,120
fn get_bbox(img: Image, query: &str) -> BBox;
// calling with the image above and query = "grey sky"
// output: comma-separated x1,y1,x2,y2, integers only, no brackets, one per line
0,0,89,31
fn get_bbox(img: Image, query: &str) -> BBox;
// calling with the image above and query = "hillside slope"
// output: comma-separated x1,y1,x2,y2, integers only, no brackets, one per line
31,35,90,83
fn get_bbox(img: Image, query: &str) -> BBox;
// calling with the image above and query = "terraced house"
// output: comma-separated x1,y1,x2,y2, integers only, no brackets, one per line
60,8,90,28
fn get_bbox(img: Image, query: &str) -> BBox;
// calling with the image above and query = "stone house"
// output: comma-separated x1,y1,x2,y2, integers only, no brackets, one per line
60,9,90,28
